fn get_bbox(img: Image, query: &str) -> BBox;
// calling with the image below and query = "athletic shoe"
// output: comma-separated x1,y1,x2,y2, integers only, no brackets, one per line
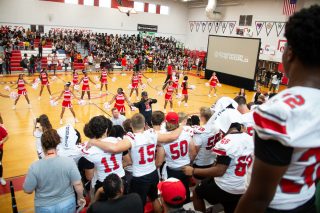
49,96,52,99
89,100,92,104
12,105,16,110
184,103,188,107
136,97,139,101
213,94,217,97
170,108,174,112
208,94,211,97
38,96,41,100
60,119,63,125
0,178,6,186
163,109,167,113
75,118,79,123
99,91,102,95
178,101,181,106
28,104,32,108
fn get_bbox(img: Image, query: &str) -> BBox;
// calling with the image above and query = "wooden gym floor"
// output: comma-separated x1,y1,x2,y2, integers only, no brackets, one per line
0,70,285,212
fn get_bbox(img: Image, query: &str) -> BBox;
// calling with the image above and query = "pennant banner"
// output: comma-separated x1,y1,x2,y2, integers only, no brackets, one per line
228,21,236,34
221,22,228,34
208,22,214,33
265,21,275,36
201,22,207,32
195,22,201,32
189,21,194,32
214,22,221,33
275,22,286,37
255,21,264,36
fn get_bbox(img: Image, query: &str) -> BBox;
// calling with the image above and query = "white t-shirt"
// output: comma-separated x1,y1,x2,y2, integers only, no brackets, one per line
193,124,220,166
213,132,254,194
254,86,320,210
125,129,157,177
83,137,125,184
111,115,126,127
33,129,44,158
271,75,279,85
162,127,194,169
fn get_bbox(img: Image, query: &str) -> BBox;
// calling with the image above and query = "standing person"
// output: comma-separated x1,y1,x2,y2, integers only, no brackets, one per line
23,129,86,213
78,70,96,103
133,91,157,127
52,52,59,75
99,68,108,95
264,69,272,88
54,82,79,125
36,55,42,73
163,81,174,113
197,58,203,76
0,56,3,75
38,68,52,100
0,124,8,185
4,53,11,75
121,55,127,72
208,72,220,97
108,88,131,116
276,70,283,91
129,72,140,101
110,108,126,127
178,76,191,107
156,112,196,203
236,5,320,213
13,74,31,109
47,54,52,73
21,53,29,75
72,69,79,92
87,174,143,213
38,42,43,58
33,114,53,159
269,72,279,93
162,63,173,90
29,55,35,76
171,73,180,98
63,55,70,72
237,88,247,99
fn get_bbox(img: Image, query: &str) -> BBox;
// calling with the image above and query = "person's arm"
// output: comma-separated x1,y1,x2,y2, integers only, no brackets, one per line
122,153,132,168
93,187,105,202
23,166,37,194
70,160,86,206
157,126,183,144
88,77,96,84
133,101,141,108
70,90,80,100
208,76,213,83
150,98,157,104
89,138,131,153
155,146,165,168
77,77,83,85
73,180,86,206
235,134,292,213
0,114,3,124
123,93,132,106
189,139,197,162
55,91,64,101
0,128,8,146
108,95,116,105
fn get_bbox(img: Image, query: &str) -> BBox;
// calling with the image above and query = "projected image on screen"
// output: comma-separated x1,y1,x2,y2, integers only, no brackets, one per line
206,36,260,80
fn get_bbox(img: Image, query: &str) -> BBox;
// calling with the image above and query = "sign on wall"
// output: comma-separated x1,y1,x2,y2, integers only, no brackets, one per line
137,24,158,32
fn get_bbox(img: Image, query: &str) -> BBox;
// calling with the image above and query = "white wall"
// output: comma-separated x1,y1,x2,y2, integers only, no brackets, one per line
0,0,188,42
185,0,320,57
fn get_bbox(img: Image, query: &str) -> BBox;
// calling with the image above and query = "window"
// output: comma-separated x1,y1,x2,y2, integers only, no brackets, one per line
65,0,77,4
239,15,253,26
84,0,94,6
134,2,144,12
99,0,111,8
160,5,169,15
148,3,156,13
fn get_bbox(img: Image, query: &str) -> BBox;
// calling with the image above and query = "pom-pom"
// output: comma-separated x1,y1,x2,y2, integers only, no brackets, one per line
4,86,10,91
51,76,57,81
32,83,39,89
50,100,58,106
95,84,101,89
9,92,18,100
103,102,111,109
157,91,163,96
147,78,152,82
78,99,86,106
74,85,80,91
111,77,117,82
128,84,132,89
217,83,222,87
94,76,100,82
131,106,137,111
141,84,146,90
189,85,196,90
34,78,41,83
205,82,209,87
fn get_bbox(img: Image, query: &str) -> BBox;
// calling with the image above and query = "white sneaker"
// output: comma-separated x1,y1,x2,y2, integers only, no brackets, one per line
163,109,167,113
38,96,41,100
178,101,181,106
89,100,92,104
28,104,32,108
184,103,188,107
0,178,6,186
129,97,131,101
60,119,63,125
75,118,79,123
49,96,52,99
170,108,174,112
12,105,16,110
208,94,211,97
99,91,102,95
136,97,139,101
213,94,217,97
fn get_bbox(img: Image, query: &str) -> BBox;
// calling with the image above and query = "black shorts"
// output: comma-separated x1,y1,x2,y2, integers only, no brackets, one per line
193,164,213,180
266,196,316,213
195,178,242,213
130,169,159,206
167,167,191,203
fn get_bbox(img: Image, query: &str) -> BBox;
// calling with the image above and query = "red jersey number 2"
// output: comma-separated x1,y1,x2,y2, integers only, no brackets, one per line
283,94,305,109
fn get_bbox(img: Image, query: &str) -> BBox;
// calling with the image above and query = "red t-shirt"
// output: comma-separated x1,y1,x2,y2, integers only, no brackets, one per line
167,65,173,75
0,126,8,150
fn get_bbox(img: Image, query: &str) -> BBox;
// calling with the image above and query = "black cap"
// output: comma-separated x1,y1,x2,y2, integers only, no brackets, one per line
141,91,148,96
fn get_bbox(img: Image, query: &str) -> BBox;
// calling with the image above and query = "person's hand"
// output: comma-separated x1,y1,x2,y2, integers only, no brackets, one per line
86,139,98,149
182,166,194,176
77,197,86,207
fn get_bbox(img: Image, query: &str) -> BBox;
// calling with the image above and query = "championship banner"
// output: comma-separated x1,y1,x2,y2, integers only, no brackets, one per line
137,24,158,32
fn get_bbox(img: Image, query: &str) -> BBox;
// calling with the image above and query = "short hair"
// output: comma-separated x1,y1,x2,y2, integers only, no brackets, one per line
109,125,125,139
285,5,320,68
234,96,247,105
102,174,123,200
131,113,145,130
122,119,132,133
84,115,113,139
111,107,118,113
152,111,165,126
191,115,200,126
199,107,212,122
41,129,61,151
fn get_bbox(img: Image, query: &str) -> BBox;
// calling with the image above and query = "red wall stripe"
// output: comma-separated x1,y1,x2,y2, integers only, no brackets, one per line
144,2,149,12
79,0,83,5
94,0,99,6
41,0,64,3
111,0,133,8
156,4,160,14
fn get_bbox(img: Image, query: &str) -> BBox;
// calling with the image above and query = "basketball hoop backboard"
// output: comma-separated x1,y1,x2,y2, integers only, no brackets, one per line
118,6,137,15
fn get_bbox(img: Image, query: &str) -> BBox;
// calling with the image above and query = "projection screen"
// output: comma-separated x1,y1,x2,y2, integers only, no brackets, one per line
206,36,260,80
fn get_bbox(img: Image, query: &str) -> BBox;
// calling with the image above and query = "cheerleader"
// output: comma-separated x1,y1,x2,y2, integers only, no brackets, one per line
71,69,79,92
171,72,180,97
13,74,31,109
99,68,109,95
78,70,96,102
38,68,52,100
178,76,191,107
129,72,140,100
163,80,174,113
208,72,220,97
55,82,79,125
108,88,131,115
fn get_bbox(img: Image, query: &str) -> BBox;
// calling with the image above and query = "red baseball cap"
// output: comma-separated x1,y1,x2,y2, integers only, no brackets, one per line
165,112,179,125
157,178,186,205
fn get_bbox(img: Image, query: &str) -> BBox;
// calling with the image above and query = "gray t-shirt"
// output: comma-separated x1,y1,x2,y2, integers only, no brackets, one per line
111,115,126,127
23,156,81,207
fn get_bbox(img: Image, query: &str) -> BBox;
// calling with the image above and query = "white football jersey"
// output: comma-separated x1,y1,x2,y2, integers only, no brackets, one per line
162,127,194,169
125,129,157,177
242,111,255,136
254,86,320,210
83,137,125,183
57,124,79,150
213,132,253,194
193,124,220,166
